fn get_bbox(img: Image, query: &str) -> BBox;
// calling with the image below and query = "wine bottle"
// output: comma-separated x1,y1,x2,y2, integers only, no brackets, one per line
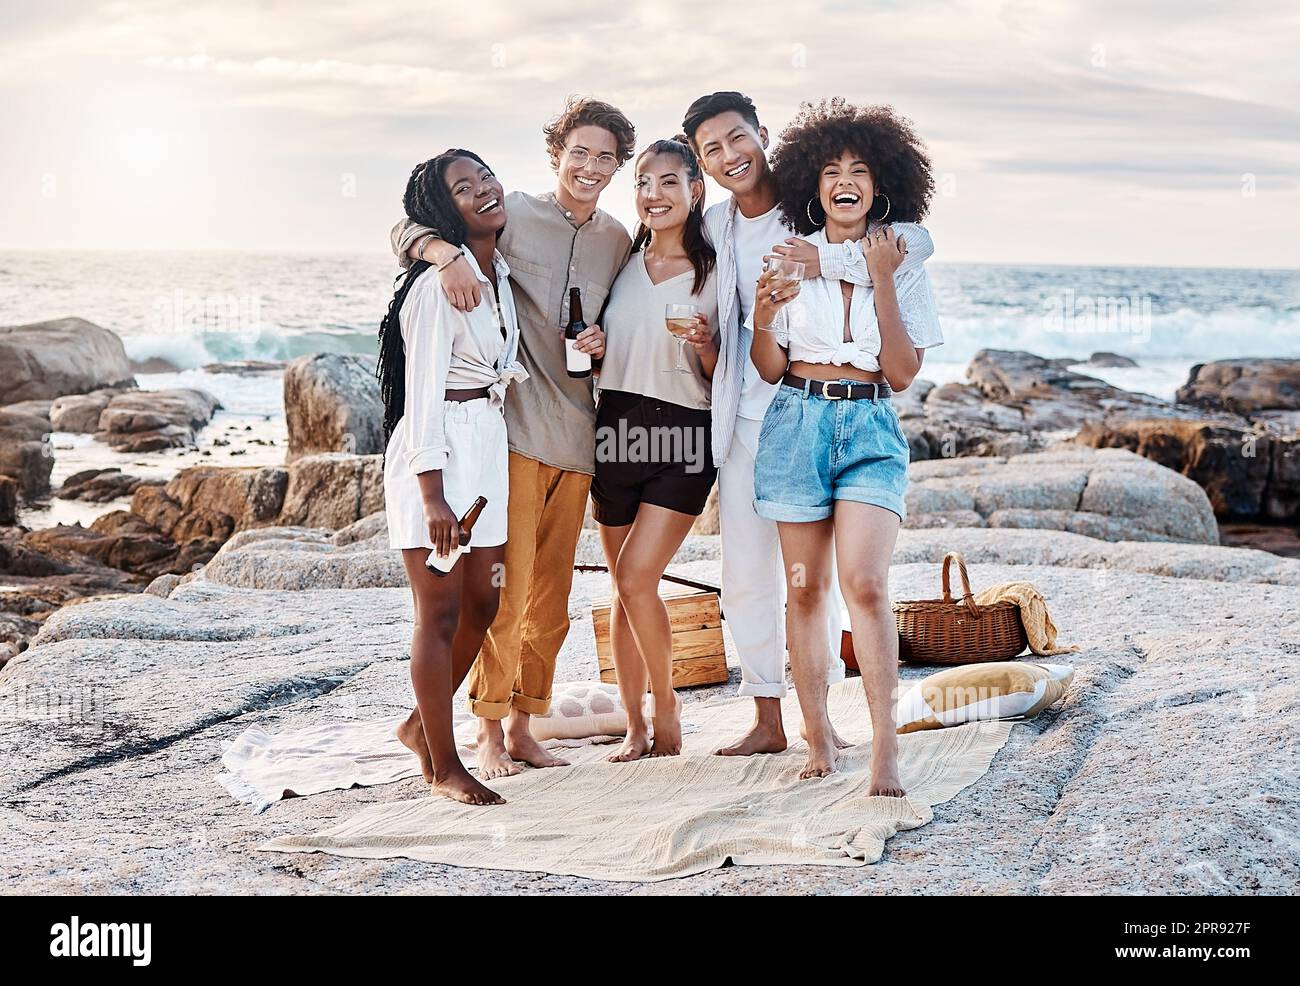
426,496,488,576
564,286,592,378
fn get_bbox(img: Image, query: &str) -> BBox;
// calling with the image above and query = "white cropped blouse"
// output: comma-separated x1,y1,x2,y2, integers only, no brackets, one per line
754,224,943,372
390,246,527,476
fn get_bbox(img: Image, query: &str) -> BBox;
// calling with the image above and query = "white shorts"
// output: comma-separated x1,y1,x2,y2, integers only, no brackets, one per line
384,398,509,551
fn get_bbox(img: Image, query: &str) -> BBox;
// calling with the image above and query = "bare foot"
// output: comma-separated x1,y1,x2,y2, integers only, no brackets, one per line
608,722,652,763
476,719,522,780
395,707,434,784
715,717,787,757
799,728,839,780
432,766,505,806
868,750,906,798
504,719,570,769
800,719,852,750
649,692,682,758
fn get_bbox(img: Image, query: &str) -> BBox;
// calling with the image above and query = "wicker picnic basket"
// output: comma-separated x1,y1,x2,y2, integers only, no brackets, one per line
893,551,1028,664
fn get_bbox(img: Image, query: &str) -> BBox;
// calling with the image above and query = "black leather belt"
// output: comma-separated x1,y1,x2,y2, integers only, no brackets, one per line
445,386,491,402
782,372,892,401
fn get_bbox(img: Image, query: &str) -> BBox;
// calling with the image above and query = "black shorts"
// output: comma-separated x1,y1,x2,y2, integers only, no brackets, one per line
591,390,718,527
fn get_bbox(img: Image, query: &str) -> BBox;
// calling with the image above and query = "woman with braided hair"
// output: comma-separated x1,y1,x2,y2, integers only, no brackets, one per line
378,149,527,806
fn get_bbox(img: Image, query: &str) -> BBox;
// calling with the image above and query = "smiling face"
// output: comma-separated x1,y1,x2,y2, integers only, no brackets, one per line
818,149,875,233
634,150,701,234
691,110,769,197
444,155,505,240
554,124,619,209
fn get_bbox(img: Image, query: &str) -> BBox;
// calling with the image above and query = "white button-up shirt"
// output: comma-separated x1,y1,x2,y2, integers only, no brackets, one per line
758,225,943,372
393,246,527,475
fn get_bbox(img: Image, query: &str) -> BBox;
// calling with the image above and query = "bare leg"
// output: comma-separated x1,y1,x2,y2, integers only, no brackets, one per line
397,551,520,785
395,707,435,784
398,548,503,805
436,546,518,781
834,501,906,798
714,696,788,756
504,707,570,769
775,517,838,779
610,504,697,758
475,716,520,779
600,521,652,763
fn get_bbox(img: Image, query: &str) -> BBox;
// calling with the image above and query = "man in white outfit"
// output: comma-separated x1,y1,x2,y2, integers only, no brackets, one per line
682,92,933,755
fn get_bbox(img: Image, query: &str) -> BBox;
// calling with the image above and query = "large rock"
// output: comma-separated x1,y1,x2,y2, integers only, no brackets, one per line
49,388,124,433
23,523,176,580
132,465,289,544
1079,360,1300,521
1076,415,1276,518
902,379,1038,459
1177,359,1300,414
1084,351,1138,368
96,388,221,452
128,454,381,549
905,446,1218,543
0,317,134,402
0,404,53,497
0,477,16,525
55,468,164,503
897,351,1170,462
2,527,1297,893
963,349,1169,430
283,353,384,461
0,526,142,657
200,519,403,591
278,453,384,529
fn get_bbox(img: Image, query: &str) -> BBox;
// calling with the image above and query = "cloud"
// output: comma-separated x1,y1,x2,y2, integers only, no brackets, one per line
0,0,1296,264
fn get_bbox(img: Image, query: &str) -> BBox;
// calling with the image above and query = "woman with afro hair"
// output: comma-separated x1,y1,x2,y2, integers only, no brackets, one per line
747,99,944,795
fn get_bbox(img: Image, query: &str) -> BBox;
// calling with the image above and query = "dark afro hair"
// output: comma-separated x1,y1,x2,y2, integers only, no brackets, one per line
771,97,934,236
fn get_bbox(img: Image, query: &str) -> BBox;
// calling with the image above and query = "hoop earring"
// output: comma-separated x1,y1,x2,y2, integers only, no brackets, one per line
805,195,825,228
871,192,891,223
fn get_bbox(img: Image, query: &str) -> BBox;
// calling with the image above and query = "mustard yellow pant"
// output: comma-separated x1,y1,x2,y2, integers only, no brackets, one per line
467,452,591,719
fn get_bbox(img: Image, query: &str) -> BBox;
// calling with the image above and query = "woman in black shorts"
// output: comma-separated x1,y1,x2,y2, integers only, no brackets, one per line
592,137,719,762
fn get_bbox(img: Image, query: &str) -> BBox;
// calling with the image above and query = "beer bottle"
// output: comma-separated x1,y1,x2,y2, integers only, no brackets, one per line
427,496,488,576
564,286,592,378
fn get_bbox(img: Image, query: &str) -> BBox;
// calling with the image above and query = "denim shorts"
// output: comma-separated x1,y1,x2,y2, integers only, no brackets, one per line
753,381,910,523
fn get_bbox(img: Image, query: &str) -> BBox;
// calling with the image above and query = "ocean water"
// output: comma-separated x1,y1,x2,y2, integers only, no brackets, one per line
2,251,1298,415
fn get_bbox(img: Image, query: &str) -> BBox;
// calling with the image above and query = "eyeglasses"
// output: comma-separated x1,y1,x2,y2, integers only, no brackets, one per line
565,146,620,175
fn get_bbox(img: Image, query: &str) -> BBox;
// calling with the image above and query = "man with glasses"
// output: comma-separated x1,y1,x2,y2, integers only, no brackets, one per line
391,96,635,778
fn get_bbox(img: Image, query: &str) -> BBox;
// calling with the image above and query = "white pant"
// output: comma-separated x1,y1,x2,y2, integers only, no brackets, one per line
718,416,846,698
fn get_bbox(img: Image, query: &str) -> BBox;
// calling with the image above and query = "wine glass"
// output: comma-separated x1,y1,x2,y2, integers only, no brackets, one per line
664,303,700,374
758,257,804,329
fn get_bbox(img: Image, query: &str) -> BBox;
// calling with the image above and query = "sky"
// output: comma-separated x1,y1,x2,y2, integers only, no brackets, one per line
1,0,1297,267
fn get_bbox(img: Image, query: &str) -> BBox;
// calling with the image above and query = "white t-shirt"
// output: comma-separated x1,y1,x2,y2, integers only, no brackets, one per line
732,205,786,420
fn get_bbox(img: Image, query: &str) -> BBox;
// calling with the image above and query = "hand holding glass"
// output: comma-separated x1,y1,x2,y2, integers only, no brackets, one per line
757,258,803,331
664,303,701,374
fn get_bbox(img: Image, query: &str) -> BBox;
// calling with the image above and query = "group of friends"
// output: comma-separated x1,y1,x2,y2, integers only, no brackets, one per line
375,91,943,807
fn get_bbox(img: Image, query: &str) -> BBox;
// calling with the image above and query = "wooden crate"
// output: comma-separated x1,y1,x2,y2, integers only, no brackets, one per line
592,586,728,688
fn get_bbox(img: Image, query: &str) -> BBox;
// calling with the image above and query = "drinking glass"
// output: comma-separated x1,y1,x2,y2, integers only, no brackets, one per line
759,257,804,328
664,303,700,374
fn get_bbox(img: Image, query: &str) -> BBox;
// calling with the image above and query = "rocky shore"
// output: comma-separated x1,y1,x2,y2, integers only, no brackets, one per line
2,317,1298,893
3,318,1299,665
3,524,1296,894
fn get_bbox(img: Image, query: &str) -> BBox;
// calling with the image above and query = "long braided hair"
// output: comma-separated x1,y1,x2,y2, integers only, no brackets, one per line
630,136,715,296
376,149,493,441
